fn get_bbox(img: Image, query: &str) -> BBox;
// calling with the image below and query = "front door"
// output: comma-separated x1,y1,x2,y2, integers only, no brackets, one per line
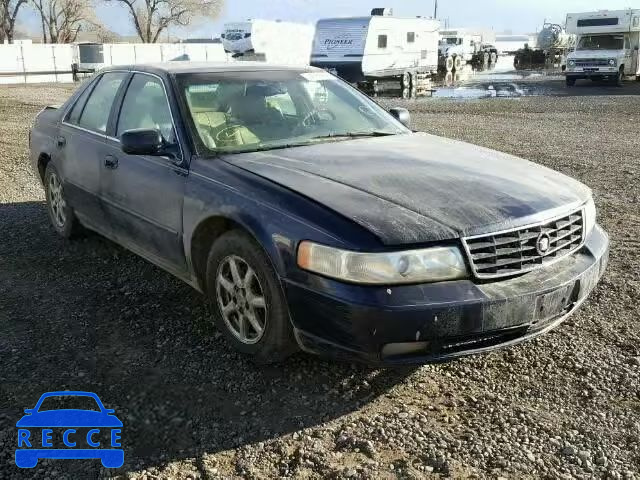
101,73,188,272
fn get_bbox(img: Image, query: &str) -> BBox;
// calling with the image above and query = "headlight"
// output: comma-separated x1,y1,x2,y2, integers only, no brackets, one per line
297,241,469,284
568,60,576,67
609,59,616,66
584,198,597,237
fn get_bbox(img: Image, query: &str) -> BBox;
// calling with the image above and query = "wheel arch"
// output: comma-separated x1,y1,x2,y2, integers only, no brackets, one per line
188,213,287,292
37,152,52,182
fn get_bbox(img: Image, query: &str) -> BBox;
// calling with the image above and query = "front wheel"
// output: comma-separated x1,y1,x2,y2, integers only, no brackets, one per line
566,77,576,87
44,163,82,238
206,230,297,363
614,68,624,86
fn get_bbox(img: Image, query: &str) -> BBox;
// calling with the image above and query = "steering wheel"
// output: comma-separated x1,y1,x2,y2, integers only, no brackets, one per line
215,124,247,145
292,108,337,136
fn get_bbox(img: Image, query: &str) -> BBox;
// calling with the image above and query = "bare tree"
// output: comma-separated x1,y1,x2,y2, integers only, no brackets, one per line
0,0,28,43
106,0,223,43
30,0,102,43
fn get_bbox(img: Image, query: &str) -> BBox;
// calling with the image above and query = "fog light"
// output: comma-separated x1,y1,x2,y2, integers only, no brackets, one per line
609,59,616,66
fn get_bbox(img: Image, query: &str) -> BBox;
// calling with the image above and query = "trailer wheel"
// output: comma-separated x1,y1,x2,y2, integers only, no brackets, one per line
401,71,412,89
445,56,454,72
483,52,489,67
453,56,462,71
490,52,497,64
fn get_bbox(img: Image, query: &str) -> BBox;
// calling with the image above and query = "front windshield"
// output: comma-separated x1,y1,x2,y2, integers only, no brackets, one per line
178,70,408,154
577,34,624,50
442,38,461,45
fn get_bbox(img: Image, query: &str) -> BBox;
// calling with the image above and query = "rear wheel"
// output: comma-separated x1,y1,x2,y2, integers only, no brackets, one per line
44,163,82,239
445,56,454,72
453,56,462,71
401,71,412,89
206,230,297,363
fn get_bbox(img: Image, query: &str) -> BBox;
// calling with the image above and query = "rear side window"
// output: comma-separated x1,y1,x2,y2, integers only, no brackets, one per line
378,35,388,49
78,72,127,133
65,81,95,125
116,73,175,143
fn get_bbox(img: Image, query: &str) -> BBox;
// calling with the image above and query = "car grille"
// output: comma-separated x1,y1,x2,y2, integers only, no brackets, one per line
575,59,609,67
463,209,585,279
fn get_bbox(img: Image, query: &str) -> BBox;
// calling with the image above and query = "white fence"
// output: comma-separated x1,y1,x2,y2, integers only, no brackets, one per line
0,43,229,84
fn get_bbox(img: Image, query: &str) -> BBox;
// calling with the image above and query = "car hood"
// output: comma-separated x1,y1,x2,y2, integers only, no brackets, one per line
16,410,123,427
222,133,591,245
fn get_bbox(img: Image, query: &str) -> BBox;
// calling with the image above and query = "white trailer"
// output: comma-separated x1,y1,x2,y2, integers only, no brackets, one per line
222,20,314,66
310,8,440,87
565,9,640,86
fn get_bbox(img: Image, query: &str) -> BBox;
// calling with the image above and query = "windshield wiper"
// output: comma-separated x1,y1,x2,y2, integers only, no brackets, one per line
309,131,398,140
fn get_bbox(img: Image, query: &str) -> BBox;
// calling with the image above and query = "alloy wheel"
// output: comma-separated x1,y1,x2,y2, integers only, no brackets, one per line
48,171,67,228
215,255,268,344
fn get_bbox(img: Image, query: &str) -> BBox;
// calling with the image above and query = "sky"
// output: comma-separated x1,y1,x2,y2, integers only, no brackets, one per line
18,0,640,40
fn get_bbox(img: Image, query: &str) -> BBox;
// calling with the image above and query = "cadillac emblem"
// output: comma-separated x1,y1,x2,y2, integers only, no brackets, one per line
536,232,551,256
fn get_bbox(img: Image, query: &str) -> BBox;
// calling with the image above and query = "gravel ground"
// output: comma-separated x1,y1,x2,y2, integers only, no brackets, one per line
0,80,639,480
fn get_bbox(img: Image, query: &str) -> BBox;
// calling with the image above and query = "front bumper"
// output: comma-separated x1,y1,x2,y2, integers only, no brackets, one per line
566,67,618,79
284,225,609,365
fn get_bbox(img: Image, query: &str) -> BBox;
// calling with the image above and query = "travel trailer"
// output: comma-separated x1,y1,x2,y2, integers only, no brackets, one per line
565,9,640,86
439,29,497,71
222,20,314,66
310,8,440,86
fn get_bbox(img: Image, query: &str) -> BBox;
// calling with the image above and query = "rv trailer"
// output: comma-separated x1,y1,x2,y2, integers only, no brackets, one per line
311,8,440,91
565,9,640,86
222,19,314,66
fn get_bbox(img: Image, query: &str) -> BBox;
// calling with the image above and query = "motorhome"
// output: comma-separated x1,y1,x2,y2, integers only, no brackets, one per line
310,8,440,85
565,9,640,86
222,20,314,66
439,29,497,71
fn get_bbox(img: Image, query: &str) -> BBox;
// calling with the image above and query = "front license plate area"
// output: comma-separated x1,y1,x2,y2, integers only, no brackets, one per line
535,284,574,323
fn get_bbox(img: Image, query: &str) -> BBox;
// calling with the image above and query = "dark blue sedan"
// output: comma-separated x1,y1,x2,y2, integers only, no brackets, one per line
29,62,609,365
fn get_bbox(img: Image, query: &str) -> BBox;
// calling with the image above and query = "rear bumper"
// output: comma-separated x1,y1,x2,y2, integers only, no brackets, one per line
284,225,609,365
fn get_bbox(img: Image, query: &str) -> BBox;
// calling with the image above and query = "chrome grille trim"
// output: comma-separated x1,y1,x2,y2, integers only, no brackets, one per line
574,59,610,67
462,209,586,279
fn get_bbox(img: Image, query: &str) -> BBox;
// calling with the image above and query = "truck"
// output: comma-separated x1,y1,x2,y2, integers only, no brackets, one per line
310,8,440,91
513,23,576,70
438,29,498,72
565,9,640,86
222,19,315,66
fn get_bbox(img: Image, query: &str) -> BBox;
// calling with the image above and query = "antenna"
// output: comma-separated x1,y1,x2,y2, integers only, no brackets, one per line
434,0,438,19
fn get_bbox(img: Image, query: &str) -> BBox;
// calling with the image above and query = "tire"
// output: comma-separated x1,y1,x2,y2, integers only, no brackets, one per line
566,77,576,87
205,230,297,363
44,163,82,239
491,52,497,64
401,71,411,89
445,56,454,72
614,68,624,86
453,56,462,71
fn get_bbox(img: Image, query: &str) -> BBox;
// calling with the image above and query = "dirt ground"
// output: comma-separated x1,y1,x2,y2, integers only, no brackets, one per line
0,79,639,480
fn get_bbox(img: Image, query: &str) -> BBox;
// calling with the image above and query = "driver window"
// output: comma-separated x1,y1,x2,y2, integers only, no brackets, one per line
117,74,175,144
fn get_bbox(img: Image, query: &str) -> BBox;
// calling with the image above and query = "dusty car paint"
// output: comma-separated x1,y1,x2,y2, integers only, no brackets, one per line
29,63,609,364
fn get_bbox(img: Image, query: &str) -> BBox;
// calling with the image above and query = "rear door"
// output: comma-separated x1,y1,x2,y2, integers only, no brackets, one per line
101,72,188,272
58,72,128,227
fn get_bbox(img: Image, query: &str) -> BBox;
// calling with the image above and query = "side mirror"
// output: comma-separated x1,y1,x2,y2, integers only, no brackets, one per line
24,408,34,414
120,128,163,156
105,409,115,414
389,107,411,128
635,46,639,51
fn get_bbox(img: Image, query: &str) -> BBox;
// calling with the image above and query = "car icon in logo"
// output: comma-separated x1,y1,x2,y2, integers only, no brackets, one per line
15,391,123,469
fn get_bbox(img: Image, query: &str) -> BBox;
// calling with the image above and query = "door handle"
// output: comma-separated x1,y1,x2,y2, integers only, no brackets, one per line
104,155,119,169
56,136,66,147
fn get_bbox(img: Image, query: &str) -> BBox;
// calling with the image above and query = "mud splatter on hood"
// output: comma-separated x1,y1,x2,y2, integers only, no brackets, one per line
221,132,591,245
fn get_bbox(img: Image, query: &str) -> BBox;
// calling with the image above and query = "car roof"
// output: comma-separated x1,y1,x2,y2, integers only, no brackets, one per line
101,61,320,75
